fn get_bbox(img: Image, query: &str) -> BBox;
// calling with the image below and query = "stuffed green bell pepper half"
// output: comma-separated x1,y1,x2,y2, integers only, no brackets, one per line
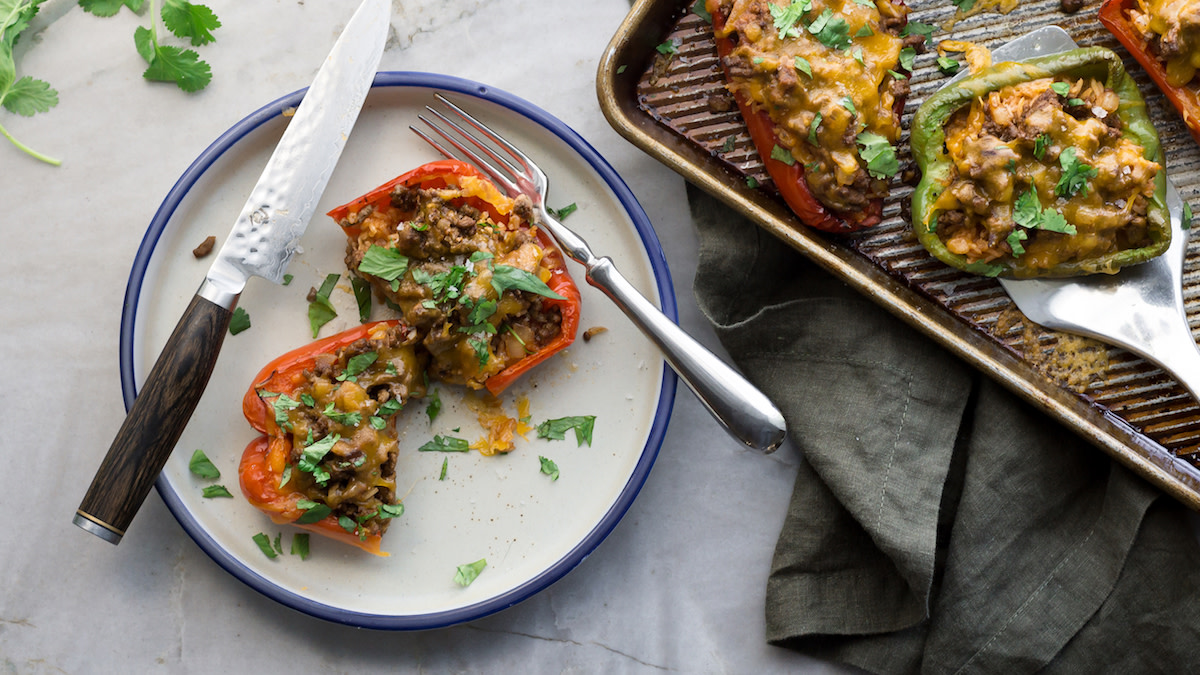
909,47,1170,278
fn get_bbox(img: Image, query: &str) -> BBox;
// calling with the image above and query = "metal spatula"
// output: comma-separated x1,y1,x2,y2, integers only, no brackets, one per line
948,26,1200,401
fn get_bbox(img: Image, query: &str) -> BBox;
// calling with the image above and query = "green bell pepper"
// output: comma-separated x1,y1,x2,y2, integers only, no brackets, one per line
909,47,1170,278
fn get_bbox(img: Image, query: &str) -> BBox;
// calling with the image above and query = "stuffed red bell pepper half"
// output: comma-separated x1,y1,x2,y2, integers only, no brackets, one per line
707,0,912,233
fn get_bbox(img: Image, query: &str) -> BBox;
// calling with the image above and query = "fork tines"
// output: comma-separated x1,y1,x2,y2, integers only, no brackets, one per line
411,94,526,196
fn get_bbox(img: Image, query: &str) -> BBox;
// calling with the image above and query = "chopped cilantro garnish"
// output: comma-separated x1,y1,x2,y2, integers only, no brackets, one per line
771,143,796,165
841,97,857,115
297,434,340,482
808,8,852,50
1051,81,1071,96
454,559,487,587
282,273,293,286
378,503,405,519
852,47,865,65
747,176,760,189
855,132,899,180
188,449,220,479
1014,185,1077,235
201,484,232,498
898,46,917,72
769,0,812,39
793,55,813,78
538,456,560,481
351,276,372,323
692,0,712,23
439,458,448,481
413,265,469,304
229,306,251,335
1006,228,1028,257
855,25,873,37
338,351,378,382
308,273,339,338
467,336,491,367
1055,147,1097,198
291,533,310,560
936,56,960,74
491,265,566,300
295,499,332,524
808,113,823,147
279,464,292,489
270,393,301,430
1034,133,1050,160
1185,202,1194,230
322,403,362,427
426,389,442,423
252,532,277,559
547,203,578,220
900,21,936,46
358,245,410,291
952,0,976,11
655,39,678,55
536,415,597,446
418,435,471,452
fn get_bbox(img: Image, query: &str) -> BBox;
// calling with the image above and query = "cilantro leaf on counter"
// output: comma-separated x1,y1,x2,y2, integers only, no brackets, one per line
952,0,976,11
188,449,220,479
692,0,712,23
439,458,448,481
1184,202,1194,231
0,0,61,165
426,388,442,423
454,559,487,587
937,56,960,75
536,415,596,446
82,0,220,92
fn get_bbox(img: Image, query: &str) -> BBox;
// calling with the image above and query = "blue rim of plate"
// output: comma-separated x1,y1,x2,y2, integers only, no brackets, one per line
119,72,679,630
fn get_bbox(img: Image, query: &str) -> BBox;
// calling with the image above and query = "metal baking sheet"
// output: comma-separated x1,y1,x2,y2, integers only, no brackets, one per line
597,0,1200,509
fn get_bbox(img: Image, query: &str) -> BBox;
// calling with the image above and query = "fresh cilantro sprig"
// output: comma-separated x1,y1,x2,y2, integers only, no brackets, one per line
1055,147,1098,198
80,0,221,92
0,0,61,165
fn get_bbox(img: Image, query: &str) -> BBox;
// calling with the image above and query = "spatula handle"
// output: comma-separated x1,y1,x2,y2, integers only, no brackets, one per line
74,293,232,544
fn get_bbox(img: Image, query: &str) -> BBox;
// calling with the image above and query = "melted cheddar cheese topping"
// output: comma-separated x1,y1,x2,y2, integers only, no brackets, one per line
1130,0,1200,86
933,77,1161,272
279,322,426,538
716,0,905,212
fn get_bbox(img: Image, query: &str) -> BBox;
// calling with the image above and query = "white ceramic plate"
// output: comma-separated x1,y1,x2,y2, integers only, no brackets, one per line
121,72,677,629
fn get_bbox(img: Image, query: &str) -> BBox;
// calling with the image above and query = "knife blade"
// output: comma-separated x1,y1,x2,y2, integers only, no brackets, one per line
73,0,391,545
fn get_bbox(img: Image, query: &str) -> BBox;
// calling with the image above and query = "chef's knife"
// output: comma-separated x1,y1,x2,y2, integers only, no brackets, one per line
74,0,391,545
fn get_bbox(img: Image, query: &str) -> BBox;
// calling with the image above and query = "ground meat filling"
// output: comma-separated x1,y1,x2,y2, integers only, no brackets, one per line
340,179,565,390
1129,0,1200,86
277,322,427,539
932,76,1161,272
714,0,907,214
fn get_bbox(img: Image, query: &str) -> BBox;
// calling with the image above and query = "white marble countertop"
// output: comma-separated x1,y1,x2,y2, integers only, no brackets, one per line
0,1,847,672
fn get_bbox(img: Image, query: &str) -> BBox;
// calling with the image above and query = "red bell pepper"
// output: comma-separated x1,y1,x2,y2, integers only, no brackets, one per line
239,320,419,556
1099,0,1200,147
327,159,581,396
706,0,908,233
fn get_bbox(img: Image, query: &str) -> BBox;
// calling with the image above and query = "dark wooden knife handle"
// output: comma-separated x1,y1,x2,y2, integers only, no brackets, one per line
75,293,233,543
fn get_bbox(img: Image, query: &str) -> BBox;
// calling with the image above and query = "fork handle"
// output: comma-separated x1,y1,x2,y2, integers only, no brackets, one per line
586,256,787,452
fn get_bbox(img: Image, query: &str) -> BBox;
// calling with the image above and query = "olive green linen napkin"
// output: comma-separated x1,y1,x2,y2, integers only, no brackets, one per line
686,184,1200,673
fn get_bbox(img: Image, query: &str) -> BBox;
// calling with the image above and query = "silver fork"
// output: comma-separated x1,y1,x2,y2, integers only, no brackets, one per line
413,94,787,453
